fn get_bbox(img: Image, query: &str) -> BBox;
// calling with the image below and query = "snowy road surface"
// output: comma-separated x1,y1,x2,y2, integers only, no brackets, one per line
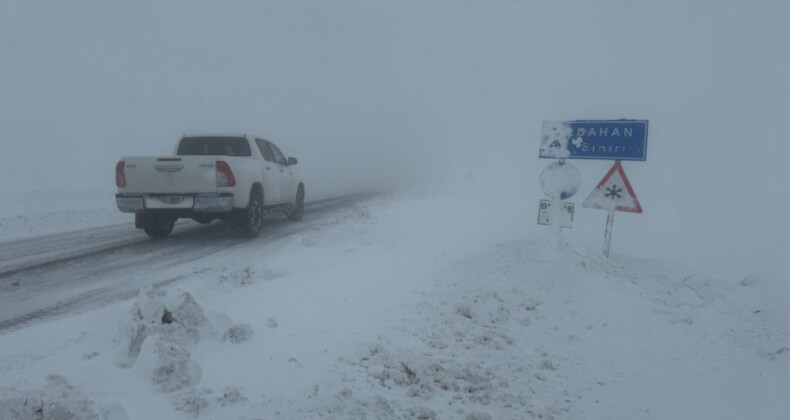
0,195,369,333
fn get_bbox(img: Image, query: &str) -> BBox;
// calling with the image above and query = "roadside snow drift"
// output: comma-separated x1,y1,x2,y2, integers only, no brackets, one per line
0,375,127,420
0,192,787,419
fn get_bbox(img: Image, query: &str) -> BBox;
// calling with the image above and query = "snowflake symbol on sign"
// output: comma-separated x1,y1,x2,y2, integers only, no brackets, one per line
605,185,622,199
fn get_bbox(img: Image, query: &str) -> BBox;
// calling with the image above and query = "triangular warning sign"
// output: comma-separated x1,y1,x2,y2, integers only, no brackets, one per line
582,161,643,213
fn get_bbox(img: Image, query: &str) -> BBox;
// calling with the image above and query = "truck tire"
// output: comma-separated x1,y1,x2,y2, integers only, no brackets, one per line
143,215,176,239
238,189,263,238
287,185,305,222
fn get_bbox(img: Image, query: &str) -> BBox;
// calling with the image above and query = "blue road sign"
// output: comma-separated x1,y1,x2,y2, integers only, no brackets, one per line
540,120,648,161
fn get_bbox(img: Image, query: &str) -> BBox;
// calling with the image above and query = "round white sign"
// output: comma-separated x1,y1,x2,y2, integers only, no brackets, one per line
539,161,581,200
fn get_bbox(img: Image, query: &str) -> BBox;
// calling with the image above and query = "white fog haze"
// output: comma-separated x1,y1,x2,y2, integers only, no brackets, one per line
3,0,786,279
0,1,787,418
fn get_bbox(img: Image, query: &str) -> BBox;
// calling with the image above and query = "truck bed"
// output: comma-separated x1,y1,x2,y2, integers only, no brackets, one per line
120,155,224,194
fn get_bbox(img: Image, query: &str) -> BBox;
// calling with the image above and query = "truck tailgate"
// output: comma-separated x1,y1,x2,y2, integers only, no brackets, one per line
122,156,219,194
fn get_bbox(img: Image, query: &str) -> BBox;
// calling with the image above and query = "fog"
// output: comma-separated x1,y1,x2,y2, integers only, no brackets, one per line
1,1,787,281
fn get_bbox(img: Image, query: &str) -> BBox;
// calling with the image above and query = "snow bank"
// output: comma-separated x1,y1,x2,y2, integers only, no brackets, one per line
0,189,126,243
294,230,788,419
0,375,128,420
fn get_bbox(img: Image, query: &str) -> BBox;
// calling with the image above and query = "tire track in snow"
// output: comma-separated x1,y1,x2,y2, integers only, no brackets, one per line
0,193,377,333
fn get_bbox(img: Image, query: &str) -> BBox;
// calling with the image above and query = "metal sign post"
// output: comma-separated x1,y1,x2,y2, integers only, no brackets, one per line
583,160,643,257
537,160,580,230
603,210,615,257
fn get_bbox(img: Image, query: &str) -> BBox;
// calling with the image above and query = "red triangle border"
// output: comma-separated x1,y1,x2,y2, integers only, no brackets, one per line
594,161,643,213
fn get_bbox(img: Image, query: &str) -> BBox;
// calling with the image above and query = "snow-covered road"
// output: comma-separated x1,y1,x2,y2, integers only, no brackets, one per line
0,195,371,333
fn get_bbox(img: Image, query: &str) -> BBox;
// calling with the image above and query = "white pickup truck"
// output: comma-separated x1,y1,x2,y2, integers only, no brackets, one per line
115,135,305,238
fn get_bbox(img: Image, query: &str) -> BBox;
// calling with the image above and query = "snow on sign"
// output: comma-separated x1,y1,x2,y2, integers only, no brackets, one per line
539,161,581,200
583,161,643,213
539,120,648,161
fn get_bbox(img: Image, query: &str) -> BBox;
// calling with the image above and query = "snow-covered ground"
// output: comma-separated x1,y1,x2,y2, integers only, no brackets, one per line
0,189,787,419
0,188,127,242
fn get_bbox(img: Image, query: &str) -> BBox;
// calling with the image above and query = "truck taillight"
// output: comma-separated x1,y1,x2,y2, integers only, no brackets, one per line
216,161,236,187
116,161,126,188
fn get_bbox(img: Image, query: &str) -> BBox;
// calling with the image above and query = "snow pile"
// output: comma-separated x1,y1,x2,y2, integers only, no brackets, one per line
0,375,128,420
118,287,210,367
115,287,252,415
133,335,202,393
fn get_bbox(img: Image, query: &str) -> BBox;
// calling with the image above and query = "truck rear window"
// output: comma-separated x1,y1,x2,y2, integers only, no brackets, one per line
177,137,252,157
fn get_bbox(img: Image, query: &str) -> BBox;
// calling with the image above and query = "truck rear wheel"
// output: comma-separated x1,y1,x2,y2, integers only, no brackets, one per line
287,185,305,222
142,215,176,238
238,190,263,238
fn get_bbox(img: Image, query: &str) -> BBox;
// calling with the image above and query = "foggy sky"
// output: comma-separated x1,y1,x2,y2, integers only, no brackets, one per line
1,1,788,281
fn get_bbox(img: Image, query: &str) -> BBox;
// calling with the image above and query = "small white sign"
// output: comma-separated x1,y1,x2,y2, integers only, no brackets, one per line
537,199,574,228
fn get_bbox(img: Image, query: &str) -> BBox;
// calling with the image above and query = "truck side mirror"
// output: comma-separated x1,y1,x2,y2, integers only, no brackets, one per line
288,157,298,166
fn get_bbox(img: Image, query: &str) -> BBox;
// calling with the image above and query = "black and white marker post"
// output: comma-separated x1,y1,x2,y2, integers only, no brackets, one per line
537,159,580,232
603,209,615,258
